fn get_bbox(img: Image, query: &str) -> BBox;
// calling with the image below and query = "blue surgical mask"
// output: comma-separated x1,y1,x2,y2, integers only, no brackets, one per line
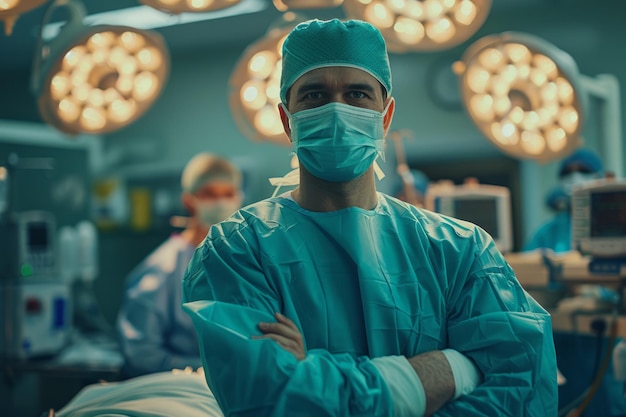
196,198,241,227
284,101,390,182
560,172,597,195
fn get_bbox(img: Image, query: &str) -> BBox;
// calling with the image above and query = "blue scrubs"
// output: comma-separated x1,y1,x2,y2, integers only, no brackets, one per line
183,193,557,416
118,235,202,377
525,212,572,253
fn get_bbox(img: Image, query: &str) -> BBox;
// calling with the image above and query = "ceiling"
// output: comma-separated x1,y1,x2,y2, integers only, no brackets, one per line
0,0,552,74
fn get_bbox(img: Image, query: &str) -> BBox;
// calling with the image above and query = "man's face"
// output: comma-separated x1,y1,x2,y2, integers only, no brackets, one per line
286,66,387,114
280,66,394,141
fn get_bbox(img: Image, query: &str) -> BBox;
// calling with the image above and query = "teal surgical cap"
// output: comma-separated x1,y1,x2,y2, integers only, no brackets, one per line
280,19,392,103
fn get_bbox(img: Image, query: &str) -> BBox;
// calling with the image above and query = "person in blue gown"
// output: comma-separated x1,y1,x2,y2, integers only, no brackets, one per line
525,148,603,253
183,19,557,416
117,153,242,377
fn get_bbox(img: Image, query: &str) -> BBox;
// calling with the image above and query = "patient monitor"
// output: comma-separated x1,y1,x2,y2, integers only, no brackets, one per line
572,178,626,258
425,180,513,253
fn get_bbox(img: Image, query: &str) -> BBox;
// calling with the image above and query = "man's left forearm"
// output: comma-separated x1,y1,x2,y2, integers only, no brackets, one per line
407,351,455,416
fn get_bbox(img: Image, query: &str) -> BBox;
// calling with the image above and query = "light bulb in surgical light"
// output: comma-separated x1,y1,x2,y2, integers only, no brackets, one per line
255,106,284,136
0,1,19,9
189,0,212,8
426,17,455,44
521,130,545,155
141,0,242,14
248,51,276,79
366,3,394,28
388,0,407,14
546,126,566,152
272,0,344,12
394,18,424,44
455,0,477,25
556,77,574,104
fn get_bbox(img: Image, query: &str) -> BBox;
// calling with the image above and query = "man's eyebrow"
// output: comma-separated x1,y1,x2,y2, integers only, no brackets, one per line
346,83,376,93
294,83,326,96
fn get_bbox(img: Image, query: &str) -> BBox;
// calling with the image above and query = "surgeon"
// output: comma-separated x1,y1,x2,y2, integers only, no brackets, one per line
183,19,557,416
525,148,603,253
117,153,242,377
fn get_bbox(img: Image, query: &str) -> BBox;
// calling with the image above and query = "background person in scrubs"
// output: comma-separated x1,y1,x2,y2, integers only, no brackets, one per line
525,148,603,253
183,19,557,416
391,168,429,208
117,153,242,377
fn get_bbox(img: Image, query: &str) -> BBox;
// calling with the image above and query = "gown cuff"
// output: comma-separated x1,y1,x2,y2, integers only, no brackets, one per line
442,348,483,399
371,355,426,417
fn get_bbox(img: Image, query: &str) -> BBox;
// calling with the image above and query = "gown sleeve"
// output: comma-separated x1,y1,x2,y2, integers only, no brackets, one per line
182,222,394,417
118,267,202,376
435,227,558,416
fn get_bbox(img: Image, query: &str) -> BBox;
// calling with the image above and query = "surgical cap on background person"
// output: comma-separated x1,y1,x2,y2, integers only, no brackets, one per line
279,18,392,103
181,153,242,194
558,148,603,177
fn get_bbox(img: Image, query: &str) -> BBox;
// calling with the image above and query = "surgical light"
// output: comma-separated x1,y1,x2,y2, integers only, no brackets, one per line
140,0,242,14
31,0,170,135
0,0,47,35
229,13,302,144
454,32,586,162
272,0,343,12
342,0,491,52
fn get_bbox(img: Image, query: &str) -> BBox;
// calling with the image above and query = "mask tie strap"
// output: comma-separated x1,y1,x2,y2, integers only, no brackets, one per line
269,168,300,198
373,160,385,181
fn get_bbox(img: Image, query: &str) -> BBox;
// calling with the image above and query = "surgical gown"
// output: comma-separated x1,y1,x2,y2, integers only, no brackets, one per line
183,193,557,416
118,235,202,377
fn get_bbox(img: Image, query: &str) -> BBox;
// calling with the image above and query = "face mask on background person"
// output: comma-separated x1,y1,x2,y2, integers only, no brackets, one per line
560,171,597,195
284,101,392,182
195,198,241,227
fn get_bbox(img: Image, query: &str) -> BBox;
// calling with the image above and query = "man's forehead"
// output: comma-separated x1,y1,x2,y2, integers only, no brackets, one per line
292,66,381,90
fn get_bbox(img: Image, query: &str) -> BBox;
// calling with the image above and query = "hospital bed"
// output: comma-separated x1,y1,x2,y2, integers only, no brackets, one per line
45,368,224,417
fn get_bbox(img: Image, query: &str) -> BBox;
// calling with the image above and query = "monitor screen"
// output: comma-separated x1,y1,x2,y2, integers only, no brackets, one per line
453,198,500,239
27,222,49,250
590,191,626,238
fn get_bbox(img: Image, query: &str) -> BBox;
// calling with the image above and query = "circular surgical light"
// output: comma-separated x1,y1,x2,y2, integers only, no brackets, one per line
140,0,242,14
0,0,47,35
343,0,491,52
229,14,302,144
454,32,584,162
32,1,170,135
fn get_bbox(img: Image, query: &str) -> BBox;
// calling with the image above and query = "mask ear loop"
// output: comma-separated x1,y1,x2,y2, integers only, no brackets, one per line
373,161,385,181
374,98,394,182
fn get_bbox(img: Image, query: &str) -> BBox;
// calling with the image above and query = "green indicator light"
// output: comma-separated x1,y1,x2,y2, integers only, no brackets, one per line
21,264,33,277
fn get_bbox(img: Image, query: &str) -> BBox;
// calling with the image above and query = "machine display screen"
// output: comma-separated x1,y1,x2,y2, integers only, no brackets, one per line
27,222,49,250
590,191,626,238
454,198,499,239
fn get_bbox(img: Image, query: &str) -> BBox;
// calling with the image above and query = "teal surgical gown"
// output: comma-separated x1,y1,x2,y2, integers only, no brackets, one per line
118,235,202,377
183,193,557,416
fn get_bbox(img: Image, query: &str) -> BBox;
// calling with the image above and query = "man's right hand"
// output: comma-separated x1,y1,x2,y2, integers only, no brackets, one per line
254,312,306,360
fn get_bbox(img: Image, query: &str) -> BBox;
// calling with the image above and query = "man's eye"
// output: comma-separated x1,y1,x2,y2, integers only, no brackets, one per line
304,92,323,100
348,91,368,99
